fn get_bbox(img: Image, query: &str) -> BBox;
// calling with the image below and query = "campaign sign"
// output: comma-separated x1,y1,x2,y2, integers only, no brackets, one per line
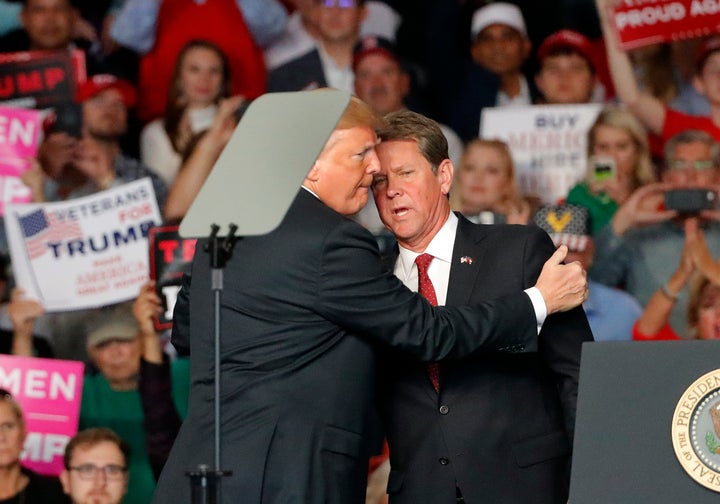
0,106,41,215
480,104,602,205
0,355,84,476
612,0,720,50
148,226,197,331
4,178,162,311
0,50,86,109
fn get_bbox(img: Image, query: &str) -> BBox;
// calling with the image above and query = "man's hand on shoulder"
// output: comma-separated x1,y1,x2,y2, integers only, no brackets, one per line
535,245,589,314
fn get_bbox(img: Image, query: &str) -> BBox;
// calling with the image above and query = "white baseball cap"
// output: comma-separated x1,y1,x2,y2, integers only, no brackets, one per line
471,2,527,40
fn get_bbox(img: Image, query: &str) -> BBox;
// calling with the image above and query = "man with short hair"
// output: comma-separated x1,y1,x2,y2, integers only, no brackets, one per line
448,2,539,141
268,0,367,93
352,35,462,165
371,109,593,504
60,427,130,504
38,74,168,207
0,0,76,51
535,29,600,105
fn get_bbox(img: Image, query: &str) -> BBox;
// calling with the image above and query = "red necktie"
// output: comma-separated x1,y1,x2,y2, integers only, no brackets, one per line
415,253,440,392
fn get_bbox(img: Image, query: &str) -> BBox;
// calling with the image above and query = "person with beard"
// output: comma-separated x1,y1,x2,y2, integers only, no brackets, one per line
60,428,130,504
37,74,167,207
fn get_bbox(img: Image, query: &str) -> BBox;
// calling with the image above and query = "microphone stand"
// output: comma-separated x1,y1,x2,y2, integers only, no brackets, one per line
187,223,237,504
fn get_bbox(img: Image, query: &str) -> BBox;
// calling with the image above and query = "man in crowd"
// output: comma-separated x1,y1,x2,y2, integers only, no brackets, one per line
0,0,133,76
153,92,588,503
38,74,167,207
371,110,593,503
591,129,720,337
534,29,600,105
448,2,538,141
60,428,130,504
268,0,367,93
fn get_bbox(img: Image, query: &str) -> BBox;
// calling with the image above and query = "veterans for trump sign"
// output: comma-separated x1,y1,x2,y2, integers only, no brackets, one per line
0,355,84,476
480,104,602,205
5,178,162,311
0,106,39,215
612,0,720,50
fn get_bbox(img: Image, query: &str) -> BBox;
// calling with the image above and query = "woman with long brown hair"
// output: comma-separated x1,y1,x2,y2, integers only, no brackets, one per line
140,39,231,186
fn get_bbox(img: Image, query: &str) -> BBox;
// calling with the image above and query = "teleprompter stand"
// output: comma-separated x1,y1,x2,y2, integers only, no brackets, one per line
178,90,352,503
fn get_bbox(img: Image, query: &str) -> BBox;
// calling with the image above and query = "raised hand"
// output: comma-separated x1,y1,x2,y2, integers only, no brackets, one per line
534,245,589,314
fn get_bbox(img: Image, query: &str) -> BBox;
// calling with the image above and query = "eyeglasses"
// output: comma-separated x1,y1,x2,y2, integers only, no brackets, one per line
68,464,127,481
668,160,715,171
318,0,358,8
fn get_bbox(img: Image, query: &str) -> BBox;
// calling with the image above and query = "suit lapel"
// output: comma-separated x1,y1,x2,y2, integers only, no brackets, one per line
446,214,489,306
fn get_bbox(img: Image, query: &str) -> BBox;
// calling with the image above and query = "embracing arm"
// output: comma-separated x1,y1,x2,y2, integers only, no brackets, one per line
316,222,586,361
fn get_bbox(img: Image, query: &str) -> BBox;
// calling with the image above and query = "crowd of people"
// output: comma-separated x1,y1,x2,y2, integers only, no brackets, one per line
0,0,718,502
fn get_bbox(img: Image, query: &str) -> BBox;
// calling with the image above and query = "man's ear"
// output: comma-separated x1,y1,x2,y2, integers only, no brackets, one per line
306,162,321,182
60,470,71,494
438,159,454,195
693,74,707,96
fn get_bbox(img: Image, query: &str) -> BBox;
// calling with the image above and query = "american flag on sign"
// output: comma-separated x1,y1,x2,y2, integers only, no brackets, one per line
18,209,83,259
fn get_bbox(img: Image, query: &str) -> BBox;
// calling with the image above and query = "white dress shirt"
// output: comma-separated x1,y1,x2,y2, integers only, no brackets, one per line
394,212,547,332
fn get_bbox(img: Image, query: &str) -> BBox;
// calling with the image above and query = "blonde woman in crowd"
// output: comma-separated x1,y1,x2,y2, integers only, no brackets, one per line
451,138,534,224
566,106,656,234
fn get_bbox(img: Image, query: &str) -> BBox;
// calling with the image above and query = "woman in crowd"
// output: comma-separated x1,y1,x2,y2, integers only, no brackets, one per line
0,390,66,503
140,39,231,186
566,107,656,234
634,218,720,340
451,138,533,225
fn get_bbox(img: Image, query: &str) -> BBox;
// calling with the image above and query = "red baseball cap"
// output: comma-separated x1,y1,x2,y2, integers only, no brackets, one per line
75,74,137,108
537,29,596,72
353,36,401,71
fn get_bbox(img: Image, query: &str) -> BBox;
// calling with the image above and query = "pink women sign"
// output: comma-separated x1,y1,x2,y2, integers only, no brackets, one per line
0,106,40,215
0,355,84,476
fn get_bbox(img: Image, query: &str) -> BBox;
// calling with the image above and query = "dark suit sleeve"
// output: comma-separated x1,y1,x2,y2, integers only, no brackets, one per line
170,273,191,356
524,227,594,443
315,220,539,362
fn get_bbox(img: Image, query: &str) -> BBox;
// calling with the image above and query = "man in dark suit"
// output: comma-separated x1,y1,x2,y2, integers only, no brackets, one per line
372,110,594,503
268,0,366,93
152,95,588,504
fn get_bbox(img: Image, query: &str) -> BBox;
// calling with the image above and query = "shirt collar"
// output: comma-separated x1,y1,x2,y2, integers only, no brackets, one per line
396,211,457,277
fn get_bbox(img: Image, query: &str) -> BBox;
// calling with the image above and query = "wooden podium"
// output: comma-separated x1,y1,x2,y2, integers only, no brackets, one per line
570,341,720,503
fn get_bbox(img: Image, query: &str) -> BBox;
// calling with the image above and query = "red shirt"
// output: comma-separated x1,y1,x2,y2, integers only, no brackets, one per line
662,108,720,143
137,0,267,123
632,321,681,341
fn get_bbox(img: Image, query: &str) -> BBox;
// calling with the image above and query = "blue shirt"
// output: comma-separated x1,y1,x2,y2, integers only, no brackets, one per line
583,280,641,342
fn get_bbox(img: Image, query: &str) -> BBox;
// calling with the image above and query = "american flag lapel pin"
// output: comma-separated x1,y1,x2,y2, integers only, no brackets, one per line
460,256,473,265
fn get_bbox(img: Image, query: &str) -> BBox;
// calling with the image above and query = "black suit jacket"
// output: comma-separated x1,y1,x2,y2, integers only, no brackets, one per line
378,215,593,504
267,49,327,92
153,191,540,504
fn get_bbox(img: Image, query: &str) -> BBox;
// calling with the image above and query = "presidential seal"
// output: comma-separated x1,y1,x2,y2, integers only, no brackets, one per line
672,369,720,492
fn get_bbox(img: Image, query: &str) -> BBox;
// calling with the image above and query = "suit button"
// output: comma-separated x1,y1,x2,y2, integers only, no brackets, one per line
439,405,449,415
439,457,449,465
